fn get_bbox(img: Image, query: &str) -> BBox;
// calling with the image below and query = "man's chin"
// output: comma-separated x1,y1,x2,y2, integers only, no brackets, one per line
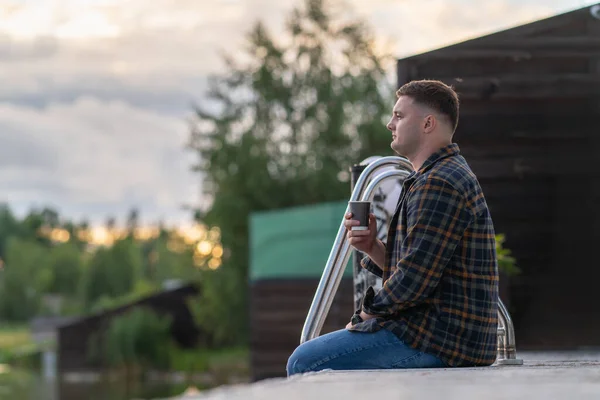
391,143,406,157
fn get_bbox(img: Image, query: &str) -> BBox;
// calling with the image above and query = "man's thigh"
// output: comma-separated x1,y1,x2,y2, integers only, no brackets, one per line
286,328,444,375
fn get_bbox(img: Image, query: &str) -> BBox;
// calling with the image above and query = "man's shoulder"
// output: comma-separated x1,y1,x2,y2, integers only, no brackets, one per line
417,155,477,192
412,155,488,214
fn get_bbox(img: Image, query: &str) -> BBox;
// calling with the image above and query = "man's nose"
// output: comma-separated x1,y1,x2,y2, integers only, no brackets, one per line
386,119,394,131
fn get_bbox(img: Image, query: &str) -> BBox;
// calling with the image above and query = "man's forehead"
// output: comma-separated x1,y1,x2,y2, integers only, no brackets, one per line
393,96,415,112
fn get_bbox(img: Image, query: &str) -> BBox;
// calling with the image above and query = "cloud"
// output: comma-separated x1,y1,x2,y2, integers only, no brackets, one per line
349,0,597,58
0,72,207,116
0,128,58,171
0,98,198,225
0,34,58,61
0,0,595,226
0,0,298,116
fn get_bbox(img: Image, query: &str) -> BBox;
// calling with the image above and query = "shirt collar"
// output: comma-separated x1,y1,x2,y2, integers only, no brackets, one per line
416,143,460,174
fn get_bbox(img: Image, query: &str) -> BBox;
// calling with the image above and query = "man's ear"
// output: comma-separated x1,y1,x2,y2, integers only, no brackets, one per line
423,115,436,133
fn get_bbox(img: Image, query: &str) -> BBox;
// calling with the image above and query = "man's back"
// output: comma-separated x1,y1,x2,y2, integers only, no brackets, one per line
414,144,499,366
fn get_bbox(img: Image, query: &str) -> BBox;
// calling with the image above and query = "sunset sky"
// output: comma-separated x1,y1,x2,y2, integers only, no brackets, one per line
0,0,596,227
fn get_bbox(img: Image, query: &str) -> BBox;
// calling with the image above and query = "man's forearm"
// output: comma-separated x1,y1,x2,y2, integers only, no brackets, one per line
366,239,386,271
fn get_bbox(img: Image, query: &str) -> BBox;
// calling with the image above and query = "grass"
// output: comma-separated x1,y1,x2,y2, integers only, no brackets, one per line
0,325,37,365
0,326,31,349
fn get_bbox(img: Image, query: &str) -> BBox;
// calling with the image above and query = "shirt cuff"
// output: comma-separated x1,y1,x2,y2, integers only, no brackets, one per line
360,255,383,278
361,286,391,317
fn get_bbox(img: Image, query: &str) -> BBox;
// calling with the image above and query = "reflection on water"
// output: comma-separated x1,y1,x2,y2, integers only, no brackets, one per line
0,366,208,400
0,367,54,400
59,379,195,400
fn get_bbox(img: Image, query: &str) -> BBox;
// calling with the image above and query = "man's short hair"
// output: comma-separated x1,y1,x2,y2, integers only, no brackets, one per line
396,80,460,133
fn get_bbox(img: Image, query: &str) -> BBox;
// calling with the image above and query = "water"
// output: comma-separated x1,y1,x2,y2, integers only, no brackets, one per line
0,367,209,400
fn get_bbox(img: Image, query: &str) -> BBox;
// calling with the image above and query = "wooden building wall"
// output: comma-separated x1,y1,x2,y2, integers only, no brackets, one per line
396,6,600,349
250,278,354,381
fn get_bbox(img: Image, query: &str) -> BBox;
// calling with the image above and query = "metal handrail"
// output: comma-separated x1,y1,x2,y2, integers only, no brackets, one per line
300,156,523,366
496,299,523,365
300,156,412,343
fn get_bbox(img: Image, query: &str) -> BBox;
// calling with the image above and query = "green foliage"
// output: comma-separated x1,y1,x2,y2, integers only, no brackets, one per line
0,202,209,323
0,238,48,321
82,239,142,307
167,345,210,373
89,279,159,314
188,0,394,346
188,266,246,346
147,237,198,284
0,326,42,368
496,234,520,277
0,204,19,259
89,307,173,370
0,325,30,347
0,367,38,399
45,243,83,296
168,346,249,376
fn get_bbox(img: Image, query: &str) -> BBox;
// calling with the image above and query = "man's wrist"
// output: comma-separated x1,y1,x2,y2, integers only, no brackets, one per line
365,240,385,269
359,311,374,321
365,239,380,257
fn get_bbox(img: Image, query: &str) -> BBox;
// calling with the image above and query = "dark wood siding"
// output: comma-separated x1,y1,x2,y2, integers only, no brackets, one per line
397,6,600,350
250,278,354,381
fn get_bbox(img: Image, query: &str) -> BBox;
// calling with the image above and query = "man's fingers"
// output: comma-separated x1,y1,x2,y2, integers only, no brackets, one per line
347,230,370,240
349,229,370,236
343,218,362,231
368,213,377,228
348,236,370,248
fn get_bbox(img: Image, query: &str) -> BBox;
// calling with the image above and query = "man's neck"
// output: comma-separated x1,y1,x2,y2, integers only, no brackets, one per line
409,140,451,171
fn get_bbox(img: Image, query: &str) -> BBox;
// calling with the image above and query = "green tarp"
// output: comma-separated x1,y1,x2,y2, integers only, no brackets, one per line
249,201,354,281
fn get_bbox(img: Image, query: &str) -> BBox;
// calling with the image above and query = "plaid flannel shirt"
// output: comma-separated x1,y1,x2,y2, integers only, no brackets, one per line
349,143,499,367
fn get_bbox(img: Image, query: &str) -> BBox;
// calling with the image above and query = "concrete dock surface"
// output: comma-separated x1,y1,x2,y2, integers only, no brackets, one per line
170,351,600,400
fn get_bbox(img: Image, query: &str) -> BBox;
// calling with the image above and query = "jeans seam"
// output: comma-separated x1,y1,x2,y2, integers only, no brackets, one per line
305,340,400,372
390,351,424,368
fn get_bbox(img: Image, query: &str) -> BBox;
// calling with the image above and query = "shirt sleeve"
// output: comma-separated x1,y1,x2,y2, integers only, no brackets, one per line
360,253,383,278
362,176,473,317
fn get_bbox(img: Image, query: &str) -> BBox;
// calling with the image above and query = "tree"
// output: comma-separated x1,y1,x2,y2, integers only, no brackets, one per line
188,0,395,345
148,236,197,284
82,239,142,309
0,204,18,259
126,208,139,237
45,243,84,296
88,307,172,372
0,238,49,321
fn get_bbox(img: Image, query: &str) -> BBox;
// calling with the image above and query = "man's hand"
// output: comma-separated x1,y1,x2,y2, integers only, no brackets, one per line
345,311,376,329
343,212,378,254
343,212,386,269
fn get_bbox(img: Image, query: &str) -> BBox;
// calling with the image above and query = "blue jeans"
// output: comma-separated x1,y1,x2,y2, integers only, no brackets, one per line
287,328,446,376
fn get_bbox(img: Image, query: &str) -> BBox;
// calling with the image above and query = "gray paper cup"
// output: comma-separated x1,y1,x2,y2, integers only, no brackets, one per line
348,201,371,231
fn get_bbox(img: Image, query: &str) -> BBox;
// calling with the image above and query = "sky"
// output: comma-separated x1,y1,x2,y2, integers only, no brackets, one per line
0,0,597,227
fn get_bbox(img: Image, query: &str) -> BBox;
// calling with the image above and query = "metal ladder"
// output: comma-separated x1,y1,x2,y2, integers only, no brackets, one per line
300,156,523,366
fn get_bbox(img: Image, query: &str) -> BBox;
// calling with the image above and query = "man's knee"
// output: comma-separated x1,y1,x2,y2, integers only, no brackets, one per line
286,345,308,376
286,330,349,376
